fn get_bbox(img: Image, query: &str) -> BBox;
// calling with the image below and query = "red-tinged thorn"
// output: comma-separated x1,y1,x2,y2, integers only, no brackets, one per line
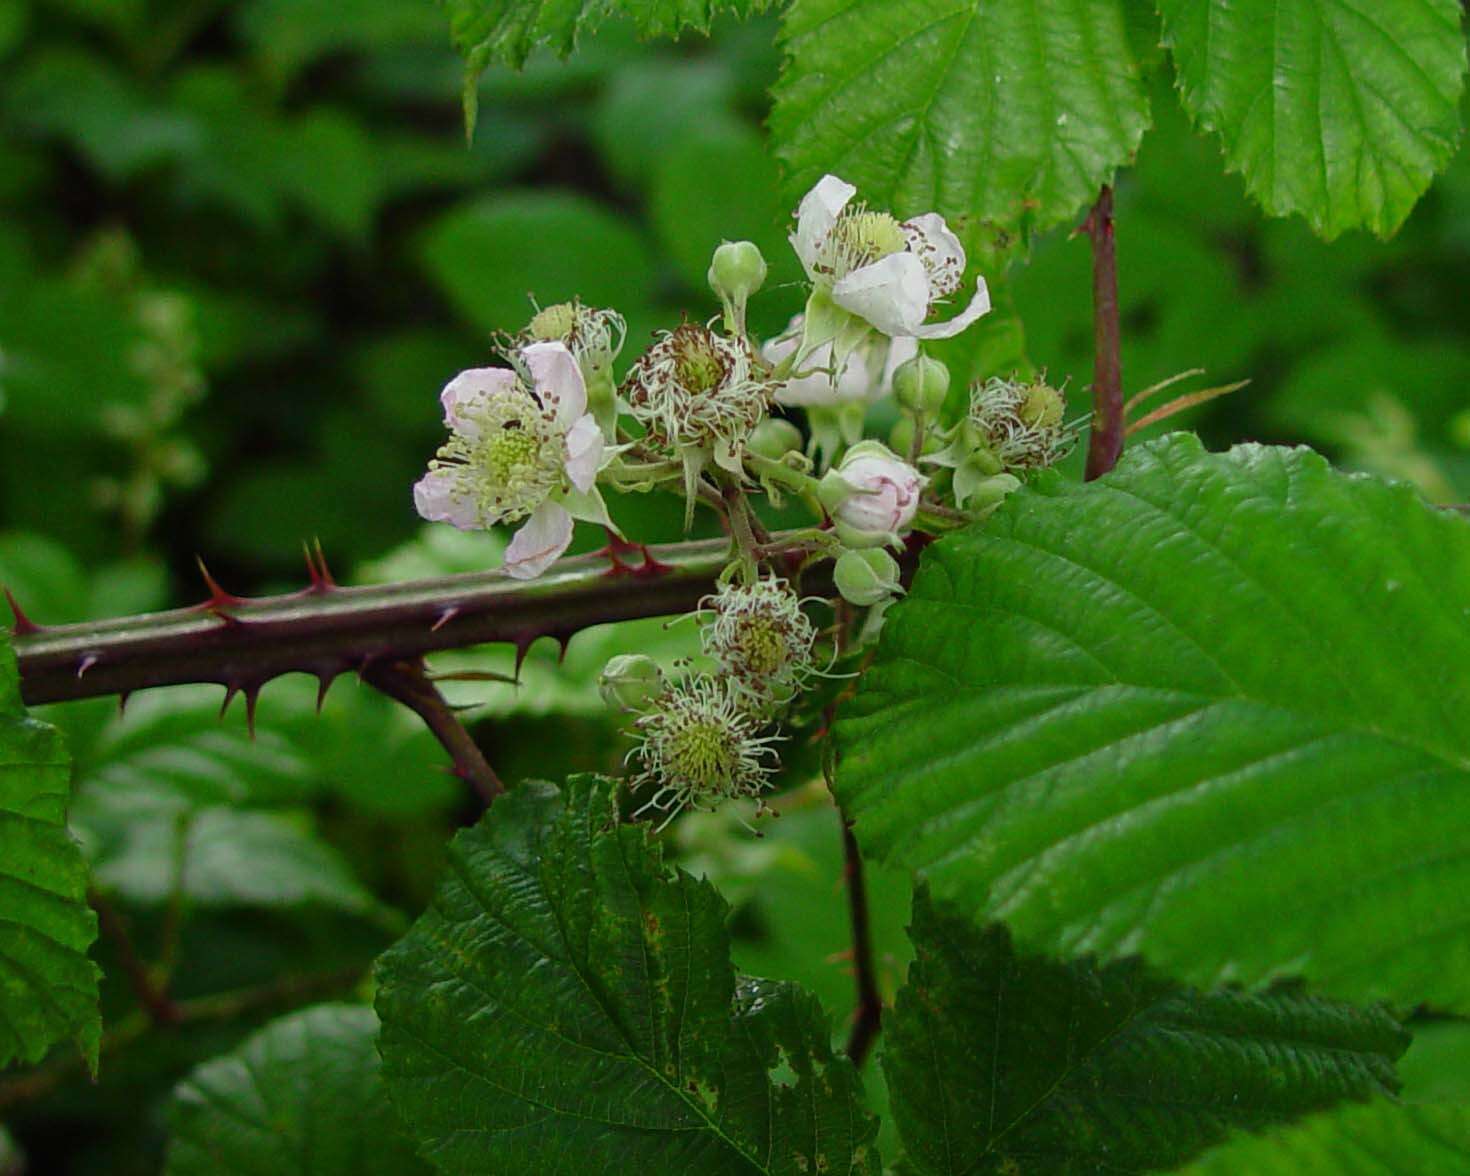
513,635,535,678
431,606,460,633
634,544,674,579
3,587,43,636
117,691,131,717
219,683,239,719
243,687,261,739
195,556,245,611
313,538,338,591
555,633,572,664
315,672,335,715
76,654,100,679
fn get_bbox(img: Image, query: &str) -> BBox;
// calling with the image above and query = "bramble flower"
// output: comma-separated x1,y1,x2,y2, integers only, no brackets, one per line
790,175,990,345
623,322,774,524
700,578,817,707
819,440,925,549
628,674,781,831
413,341,613,580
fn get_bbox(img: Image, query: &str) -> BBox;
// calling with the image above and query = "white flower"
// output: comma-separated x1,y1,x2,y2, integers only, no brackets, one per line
821,440,924,548
791,175,990,340
413,341,612,580
763,316,918,408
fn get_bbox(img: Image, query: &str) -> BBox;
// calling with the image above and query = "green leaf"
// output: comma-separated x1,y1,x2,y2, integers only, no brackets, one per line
166,1003,430,1175
1158,0,1468,239
1401,1020,1470,1104
836,435,1470,1011
1181,1100,1470,1173
770,0,1151,229
446,0,775,72
0,631,99,1070
886,892,1406,1175
376,775,880,1174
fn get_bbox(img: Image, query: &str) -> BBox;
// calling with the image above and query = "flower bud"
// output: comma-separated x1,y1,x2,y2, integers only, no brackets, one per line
834,548,903,607
826,440,923,548
892,354,950,415
708,241,767,304
748,417,804,461
599,654,664,713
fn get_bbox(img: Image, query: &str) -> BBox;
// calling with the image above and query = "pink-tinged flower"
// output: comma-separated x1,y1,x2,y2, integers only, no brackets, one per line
763,316,918,409
413,341,613,580
791,175,990,340
820,441,925,549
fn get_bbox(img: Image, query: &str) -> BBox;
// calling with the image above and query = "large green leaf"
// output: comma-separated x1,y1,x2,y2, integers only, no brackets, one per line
836,435,1470,1010
771,0,1151,228
376,775,880,1174
1158,0,1468,239
0,632,99,1070
1181,1099,1470,1173
166,1003,430,1175
447,0,775,72
886,892,1406,1175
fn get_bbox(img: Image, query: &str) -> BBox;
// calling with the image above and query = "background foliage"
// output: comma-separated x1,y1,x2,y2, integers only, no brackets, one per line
2,0,1470,1171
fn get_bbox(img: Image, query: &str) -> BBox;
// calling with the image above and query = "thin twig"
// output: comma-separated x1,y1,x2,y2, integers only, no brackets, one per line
362,659,503,804
89,888,180,1027
1081,186,1124,481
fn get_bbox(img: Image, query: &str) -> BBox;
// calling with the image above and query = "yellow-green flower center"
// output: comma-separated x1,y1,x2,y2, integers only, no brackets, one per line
736,617,790,677
667,719,738,790
433,386,564,526
672,331,728,394
827,208,907,276
483,425,545,484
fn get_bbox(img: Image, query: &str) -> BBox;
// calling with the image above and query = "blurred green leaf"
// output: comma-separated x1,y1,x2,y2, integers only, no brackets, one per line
167,1003,430,1175
592,58,737,192
417,191,658,335
1182,1100,1470,1173
1158,0,1468,239
376,775,880,1174
771,0,1151,228
1401,1021,1470,1104
0,630,99,1071
235,0,442,84
885,892,1406,1175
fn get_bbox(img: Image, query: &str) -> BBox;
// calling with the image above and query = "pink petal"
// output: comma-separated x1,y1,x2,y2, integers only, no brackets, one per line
440,368,518,440
563,413,603,493
522,341,587,430
413,468,479,530
503,500,574,580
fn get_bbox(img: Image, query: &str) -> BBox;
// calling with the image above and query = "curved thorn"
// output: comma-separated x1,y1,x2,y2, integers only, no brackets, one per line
243,687,260,739
76,654,100,679
431,606,460,633
4,587,43,636
219,683,239,719
315,672,335,715
195,557,245,611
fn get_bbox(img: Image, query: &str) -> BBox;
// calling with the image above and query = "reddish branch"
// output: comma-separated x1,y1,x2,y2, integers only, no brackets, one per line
1082,186,1124,481
841,819,882,1066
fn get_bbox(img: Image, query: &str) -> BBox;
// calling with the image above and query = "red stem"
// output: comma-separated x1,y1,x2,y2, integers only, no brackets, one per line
1082,186,1124,481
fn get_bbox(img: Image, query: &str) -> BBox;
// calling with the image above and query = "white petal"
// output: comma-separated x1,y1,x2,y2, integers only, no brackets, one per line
910,277,992,340
503,500,573,580
413,468,479,530
522,341,587,429
563,412,603,492
831,252,931,337
790,175,856,279
440,368,518,439
902,212,966,296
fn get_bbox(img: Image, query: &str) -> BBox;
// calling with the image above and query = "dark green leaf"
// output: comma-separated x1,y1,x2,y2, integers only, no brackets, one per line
1158,0,1468,238
771,0,1151,228
837,435,1470,1011
1181,1100,1470,1174
0,631,98,1070
166,1003,430,1175
886,892,1406,1175
376,775,879,1174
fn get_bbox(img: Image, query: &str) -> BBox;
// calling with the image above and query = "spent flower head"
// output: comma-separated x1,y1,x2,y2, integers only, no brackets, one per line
629,674,781,831
414,341,613,579
700,578,818,706
970,376,1073,471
